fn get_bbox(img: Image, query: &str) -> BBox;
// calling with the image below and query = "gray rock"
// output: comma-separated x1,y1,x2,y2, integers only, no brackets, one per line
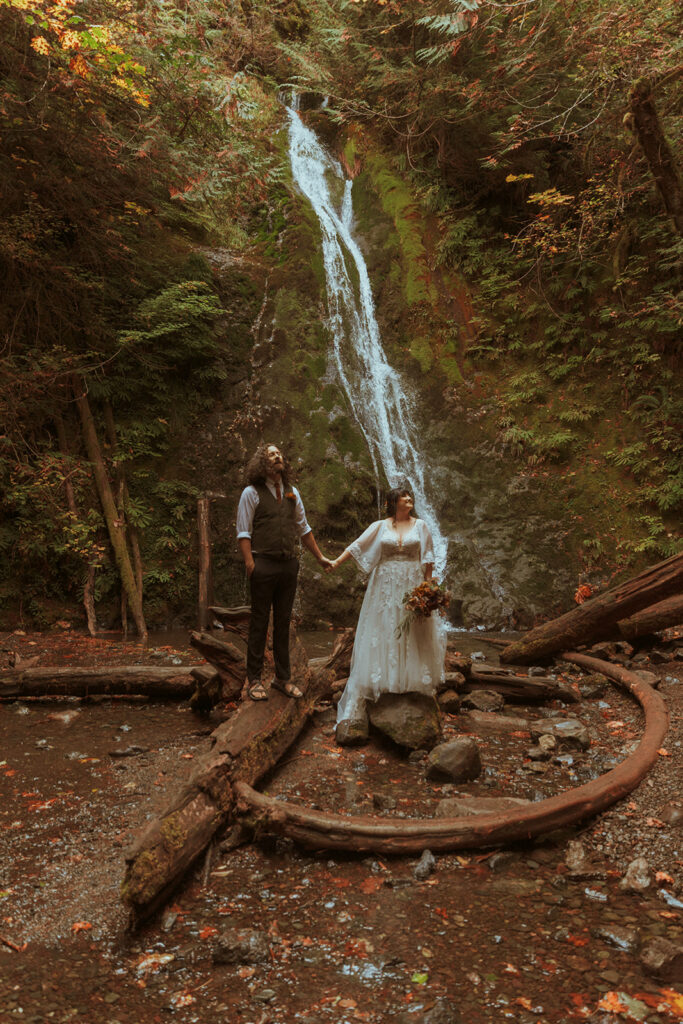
394,997,463,1024
463,710,529,735
564,840,606,880
528,666,550,677
372,792,397,812
640,936,683,983
487,851,518,871
578,673,608,700
593,924,639,953
414,849,436,880
253,989,276,1003
336,714,369,746
527,744,552,762
530,717,590,751
471,651,486,661
427,738,481,783
435,795,530,818
658,801,683,826
368,693,442,751
437,689,461,713
461,690,505,713
632,669,658,687
649,648,672,665
438,671,466,693
619,856,652,892
212,927,270,965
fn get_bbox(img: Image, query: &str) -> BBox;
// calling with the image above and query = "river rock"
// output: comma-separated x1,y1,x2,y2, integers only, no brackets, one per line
619,856,652,892
463,710,529,735
593,924,640,953
394,997,463,1024
530,718,590,751
437,689,461,713
372,792,397,812
444,652,472,676
578,673,608,700
640,936,683,983
336,713,369,747
564,840,605,879
461,690,505,713
437,671,466,693
657,801,683,826
414,849,436,880
367,693,442,750
427,738,481,782
632,669,658,687
212,927,270,965
435,795,530,818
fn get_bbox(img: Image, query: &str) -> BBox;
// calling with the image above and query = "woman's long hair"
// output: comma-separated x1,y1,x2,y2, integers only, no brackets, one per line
245,444,291,488
385,487,415,519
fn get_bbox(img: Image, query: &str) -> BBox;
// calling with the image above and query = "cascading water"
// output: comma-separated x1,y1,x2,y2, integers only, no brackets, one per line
287,107,449,577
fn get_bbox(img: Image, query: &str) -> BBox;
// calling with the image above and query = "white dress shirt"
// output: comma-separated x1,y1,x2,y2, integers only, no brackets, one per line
236,481,312,541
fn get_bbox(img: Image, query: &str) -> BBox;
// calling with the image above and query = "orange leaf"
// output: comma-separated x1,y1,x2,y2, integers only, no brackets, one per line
238,966,255,979
655,871,675,884
598,992,628,1013
566,933,589,947
359,877,384,894
658,748,671,757
71,921,92,933
199,926,218,940
339,999,357,1009
514,997,533,1009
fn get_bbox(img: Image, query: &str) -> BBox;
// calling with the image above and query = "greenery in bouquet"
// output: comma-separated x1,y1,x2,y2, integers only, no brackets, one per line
396,579,450,638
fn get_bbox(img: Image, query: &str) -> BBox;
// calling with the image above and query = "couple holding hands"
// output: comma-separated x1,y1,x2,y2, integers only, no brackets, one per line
236,443,446,726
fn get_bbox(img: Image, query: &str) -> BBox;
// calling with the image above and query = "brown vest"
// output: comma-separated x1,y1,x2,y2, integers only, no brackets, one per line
251,483,298,559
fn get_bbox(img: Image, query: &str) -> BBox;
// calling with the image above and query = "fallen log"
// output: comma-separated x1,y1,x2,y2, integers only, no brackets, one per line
616,593,683,642
234,654,668,854
121,636,334,926
0,665,198,700
500,552,683,664
466,671,579,704
326,628,355,679
209,605,251,643
189,631,247,686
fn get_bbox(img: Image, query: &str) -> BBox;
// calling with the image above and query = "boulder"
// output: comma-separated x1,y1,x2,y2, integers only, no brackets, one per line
367,693,442,751
212,928,270,965
427,738,481,783
640,936,683,984
461,690,505,713
335,713,369,747
530,717,590,751
437,689,461,713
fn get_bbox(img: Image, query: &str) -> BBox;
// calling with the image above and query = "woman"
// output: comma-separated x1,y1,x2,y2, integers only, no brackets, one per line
328,488,446,727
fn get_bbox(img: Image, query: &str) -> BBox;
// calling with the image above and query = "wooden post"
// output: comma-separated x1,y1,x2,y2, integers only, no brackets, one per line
197,495,212,631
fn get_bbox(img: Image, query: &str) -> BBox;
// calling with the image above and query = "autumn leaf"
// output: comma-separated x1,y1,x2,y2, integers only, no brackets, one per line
198,926,218,940
71,921,92,933
359,876,384,894
30,37,50,56
597,991,629,1013
657,748,671,757
655,871,675,885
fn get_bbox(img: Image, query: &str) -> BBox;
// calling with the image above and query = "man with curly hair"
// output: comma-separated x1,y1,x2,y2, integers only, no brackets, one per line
236,443,331,700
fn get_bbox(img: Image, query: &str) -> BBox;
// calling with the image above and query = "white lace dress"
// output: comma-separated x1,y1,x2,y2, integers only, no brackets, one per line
336,518,447,724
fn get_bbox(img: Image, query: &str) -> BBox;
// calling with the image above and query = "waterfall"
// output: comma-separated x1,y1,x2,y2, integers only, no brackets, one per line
287,108,449,577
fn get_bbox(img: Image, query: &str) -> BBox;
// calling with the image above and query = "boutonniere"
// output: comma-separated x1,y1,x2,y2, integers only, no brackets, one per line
285,491,295,501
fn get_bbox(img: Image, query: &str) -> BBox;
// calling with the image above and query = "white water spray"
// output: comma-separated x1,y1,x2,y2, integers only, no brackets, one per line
287,108,448,577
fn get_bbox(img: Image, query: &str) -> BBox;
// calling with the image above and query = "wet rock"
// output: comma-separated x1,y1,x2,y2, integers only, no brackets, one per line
471,651,486,662
619,856,652,892
109,745,149,758
640,936,683,983
632,669,658,687
427,738,481,783
437,671,466,693
463,710,529,735
395,997,463,1024
435,795,530,818
253,989,276,1002
408,749,428,763
564,840,606,880
335,713,369,747
161,910,178,933
212,927,270,965
578,674,608,700
528,666,550,677
649,648,673,665
657,801,683,826
437,689,461,713
414,849,436,880
530,717,590,751
367,693,442,751
587,642,617,660
593,924,640,953
372,792,397,812
527,733,556,761
487,851,518,871
461,690,505,713
444,653,472,676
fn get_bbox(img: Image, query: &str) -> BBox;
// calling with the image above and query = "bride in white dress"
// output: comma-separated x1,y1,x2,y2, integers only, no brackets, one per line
328,489,447,725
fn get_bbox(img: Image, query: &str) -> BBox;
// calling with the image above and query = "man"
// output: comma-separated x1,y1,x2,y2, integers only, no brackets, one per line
236,443,331,700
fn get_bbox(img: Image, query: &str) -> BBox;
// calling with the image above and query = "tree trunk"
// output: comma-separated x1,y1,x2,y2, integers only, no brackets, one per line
616,593,683,641
500,552,683,664
0,665,198,700
103,402,144,632
197,496,212,631
189,630,247,688
233,655,667,854
75,386,147,639
627,76,683,235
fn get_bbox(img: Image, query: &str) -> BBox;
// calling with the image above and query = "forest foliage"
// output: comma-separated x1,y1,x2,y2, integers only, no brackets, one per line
1,0,681,628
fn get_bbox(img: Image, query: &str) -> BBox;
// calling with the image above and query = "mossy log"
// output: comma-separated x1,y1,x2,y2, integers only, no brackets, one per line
0,665,198,700
466,671,579,704
121,635,334,926
233,655,667,854
616,594,683,642
500,552,683,664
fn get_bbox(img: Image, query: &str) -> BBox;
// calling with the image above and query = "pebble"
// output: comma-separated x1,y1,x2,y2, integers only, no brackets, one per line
619,856,652,892
414,849,436,881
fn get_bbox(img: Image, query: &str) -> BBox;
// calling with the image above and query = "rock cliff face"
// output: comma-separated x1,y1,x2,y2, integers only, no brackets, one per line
185,111,581,630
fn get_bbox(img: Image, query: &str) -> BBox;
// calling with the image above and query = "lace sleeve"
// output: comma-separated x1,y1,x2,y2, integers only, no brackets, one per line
418,520,436,569
347,520,385,574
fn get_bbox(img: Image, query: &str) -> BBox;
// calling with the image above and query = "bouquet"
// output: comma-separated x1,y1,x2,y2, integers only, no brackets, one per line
396,579,450,638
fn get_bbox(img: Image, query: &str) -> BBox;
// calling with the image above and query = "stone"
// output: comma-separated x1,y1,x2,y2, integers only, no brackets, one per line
253,989,276,1003
444,652,472,676
461,690,505,713
530,718,590,751
564,840,606,880
427,738,481,783
438,671,466,693
632,670,658,687
367,693,442,751
487,851,518,871
435,795,531,818
471,651,486,662
593,924,640,953
527,745,552,762
336,713,369,746
619,856,652,892
463,710,529,735
437,689,461,713
528,666,551,677
394,998,463,1024
372,792,397,812
414,849,436,880
649,649,673,665
578,673,608,700
640,936,683,983
658,801,683,826
212,928,270,965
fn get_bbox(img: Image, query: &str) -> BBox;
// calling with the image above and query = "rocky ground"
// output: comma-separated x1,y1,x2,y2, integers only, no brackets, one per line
0,626,681,1023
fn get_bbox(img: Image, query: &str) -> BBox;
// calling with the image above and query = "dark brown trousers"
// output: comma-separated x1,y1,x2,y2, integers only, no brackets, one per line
246,556,299,683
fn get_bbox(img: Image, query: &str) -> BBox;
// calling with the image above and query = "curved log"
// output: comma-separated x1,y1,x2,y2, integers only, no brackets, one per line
233,655,668,854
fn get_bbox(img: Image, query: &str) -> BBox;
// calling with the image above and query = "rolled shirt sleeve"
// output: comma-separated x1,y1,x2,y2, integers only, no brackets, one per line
292,487,312,538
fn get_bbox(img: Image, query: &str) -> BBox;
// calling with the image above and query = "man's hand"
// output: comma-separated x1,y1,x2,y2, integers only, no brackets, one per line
319,556,333,572
245,558,256,577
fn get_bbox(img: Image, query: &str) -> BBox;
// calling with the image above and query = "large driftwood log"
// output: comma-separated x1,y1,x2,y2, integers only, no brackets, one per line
0,665,198,700
121,637,333,926
466,671,579,704
189,631,247,683
616,594,683,642
500,552,683,664
234,655,668,854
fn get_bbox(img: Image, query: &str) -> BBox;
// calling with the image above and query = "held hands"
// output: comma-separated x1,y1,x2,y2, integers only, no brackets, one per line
324,556,339,573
